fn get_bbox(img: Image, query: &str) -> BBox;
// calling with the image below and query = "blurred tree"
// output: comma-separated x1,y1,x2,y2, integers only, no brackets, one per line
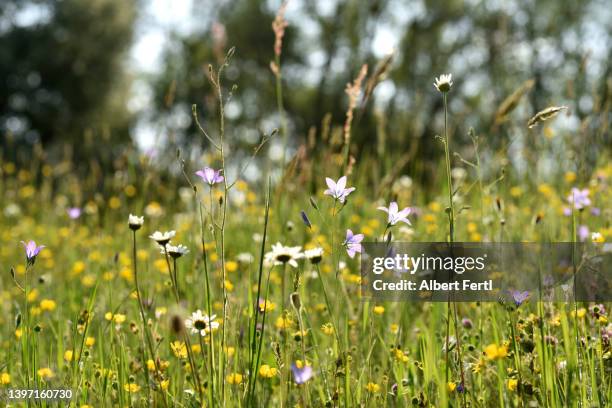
0,0,137,149
153,0,609,183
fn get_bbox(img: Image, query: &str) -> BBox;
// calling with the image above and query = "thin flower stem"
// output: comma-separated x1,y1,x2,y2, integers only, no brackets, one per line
212,61,230,405
132,231,167,406
442,92,454,387
274,54,289,170
247,180,271,406
199,201,216,407
441,92,466,405
163,250,203,402
571,202,583,391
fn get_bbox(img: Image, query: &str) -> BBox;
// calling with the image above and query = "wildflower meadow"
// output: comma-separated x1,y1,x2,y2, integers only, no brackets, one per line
1,1,611,407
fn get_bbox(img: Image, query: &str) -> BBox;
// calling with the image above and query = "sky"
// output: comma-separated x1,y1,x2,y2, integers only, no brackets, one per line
129,0,195,149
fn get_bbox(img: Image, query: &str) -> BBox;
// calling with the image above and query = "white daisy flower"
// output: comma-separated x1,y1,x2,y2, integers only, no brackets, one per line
237,252,254,264
434,73,453,93
304,247,323,264
149,230,176,246
264,242,304,268
161,244,190,258
128,214,144,230
185,310,219,337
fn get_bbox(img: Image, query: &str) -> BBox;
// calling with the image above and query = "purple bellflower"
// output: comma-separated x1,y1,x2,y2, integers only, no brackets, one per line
21,240,45,264
67,207,82,219
567,188,591,210
324,176,355,203
195,167,224,186
343,229,364,258
291,363,314,384
510,290,530,307
377,202,412,226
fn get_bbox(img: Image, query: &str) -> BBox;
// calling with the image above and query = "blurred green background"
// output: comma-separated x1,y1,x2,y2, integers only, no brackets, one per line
0,0,610,182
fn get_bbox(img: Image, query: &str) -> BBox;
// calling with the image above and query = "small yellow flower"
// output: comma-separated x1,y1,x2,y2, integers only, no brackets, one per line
571,308,587,319
275,316,293,330
124,185,137,197
171,341,187,359
72,261,86,276
507,378,518,392
225,346,235,358
1,372,10,385
259,364,278,378
394,348,409,363
447,382,457,392
564,171,577,183
160,379,170,391
598,315,608,324
258,299,276,312
509,186,523,197
485,344,508,360
549,315,561,327
40,299,57,312
472,358,485,373
109,196,121,209
429,202,442,212
373,305,385,315
389,323,399,334
537,183,554,198
224,280,234,292
154,259,167,273
124,383,140,393
321,323,334,336
27,288,39,302
113,314,127,324
147,359,156,371
64,350,73,362
81,275,95,287
225,261,238,272
226,373,243,385
85,337,96,347
37,368,54,380
366,382,380,393
15,329,22,339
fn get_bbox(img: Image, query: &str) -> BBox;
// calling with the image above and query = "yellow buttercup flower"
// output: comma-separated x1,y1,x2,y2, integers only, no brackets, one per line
171,341,187,359
259,364,278,378
321,323,334,336
507,378,518,392
366,382,380,393
40,299,57,312
1,373,10,385
37,368,54,380
124,383,140,393
275,316,293,330
226,373,243,385
485,344,508,360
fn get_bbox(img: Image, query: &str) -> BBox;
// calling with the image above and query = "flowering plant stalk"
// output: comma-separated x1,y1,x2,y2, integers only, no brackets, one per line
247,180,271,406
435,74,467,403
130,220,168,405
